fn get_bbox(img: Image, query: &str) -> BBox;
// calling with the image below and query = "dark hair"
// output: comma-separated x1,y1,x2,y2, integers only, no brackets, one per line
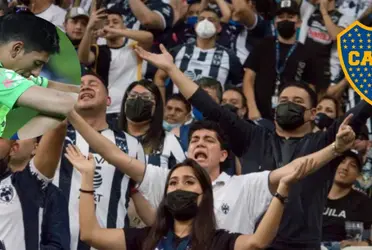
278,81,318,108
199,7,220,19
0,14,60,54
82,70,109,92
118,79,165,154
318,95,342,118
105,7,123,18
196,77,223,103
143,158,216,250
188,120,229,151
166,93,192,113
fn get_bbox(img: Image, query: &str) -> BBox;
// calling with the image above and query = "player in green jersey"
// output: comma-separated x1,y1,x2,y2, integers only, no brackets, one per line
0,12,79,139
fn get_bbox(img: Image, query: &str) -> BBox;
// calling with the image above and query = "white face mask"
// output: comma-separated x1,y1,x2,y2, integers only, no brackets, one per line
195,19,217,39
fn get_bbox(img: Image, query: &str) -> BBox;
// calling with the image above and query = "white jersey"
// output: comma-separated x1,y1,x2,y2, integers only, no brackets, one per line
138,166,272,234
35,4,67,32
0,161,52,250
53,125,145,250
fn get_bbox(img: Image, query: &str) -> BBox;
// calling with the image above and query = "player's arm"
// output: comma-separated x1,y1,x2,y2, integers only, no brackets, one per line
47,80,80,94
16,85,76,117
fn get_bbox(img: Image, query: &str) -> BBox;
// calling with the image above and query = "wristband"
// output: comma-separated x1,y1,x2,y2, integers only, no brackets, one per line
274,192,288,204
79,188,95,194
332,142,342,156
131,187,139,195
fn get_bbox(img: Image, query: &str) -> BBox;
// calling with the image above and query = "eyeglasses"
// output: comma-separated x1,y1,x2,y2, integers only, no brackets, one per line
127,92,154,101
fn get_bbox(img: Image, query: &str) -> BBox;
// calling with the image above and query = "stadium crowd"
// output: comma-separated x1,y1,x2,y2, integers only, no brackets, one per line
0,0,372,249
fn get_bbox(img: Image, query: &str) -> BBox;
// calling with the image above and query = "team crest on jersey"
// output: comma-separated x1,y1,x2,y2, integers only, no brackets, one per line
337,21,372,105
0,185,14,204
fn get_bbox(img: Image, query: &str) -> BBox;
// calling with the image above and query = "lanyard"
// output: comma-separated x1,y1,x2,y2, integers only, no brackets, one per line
272,40,297,108
156,231,191,250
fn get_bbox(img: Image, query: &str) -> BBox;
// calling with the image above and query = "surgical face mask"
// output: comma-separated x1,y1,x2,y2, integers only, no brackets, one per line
165,190,200,221
195,19,217,39
163,120,182,132
277,20,296,39
125,98,154,123
275,102,307,131
314,112,334,130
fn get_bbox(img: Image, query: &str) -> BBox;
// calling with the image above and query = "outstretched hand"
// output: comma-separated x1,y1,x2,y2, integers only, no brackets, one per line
335,114,356,153
64,144,95,175
134,44,175,72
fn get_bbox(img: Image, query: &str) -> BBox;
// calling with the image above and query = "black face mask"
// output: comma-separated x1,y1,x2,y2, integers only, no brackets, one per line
277,20,296,39
222,103,239,114
125,98,153,123
165,190,200,221
275,102,306,131
314,112,334,130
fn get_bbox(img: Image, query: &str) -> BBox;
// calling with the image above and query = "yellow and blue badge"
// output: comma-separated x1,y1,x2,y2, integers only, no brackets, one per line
338,21,372,105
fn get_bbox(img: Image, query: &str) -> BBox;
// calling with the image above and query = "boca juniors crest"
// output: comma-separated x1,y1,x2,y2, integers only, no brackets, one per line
338,21,372,105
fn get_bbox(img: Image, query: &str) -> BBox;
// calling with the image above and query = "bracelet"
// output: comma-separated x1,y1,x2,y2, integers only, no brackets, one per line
131,187,139,195
332,142,342,156
79,188,95,194
127,157,133,166
274,192,288,204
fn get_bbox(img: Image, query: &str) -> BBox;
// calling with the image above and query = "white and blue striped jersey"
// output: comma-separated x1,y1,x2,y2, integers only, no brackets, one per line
53,124,145,250
0,160,60,250
145,132,186,169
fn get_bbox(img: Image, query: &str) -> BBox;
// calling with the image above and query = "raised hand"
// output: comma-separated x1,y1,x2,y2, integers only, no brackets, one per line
87,8,107,31
64,144,95,175
134,44,175,72
335,114,356,153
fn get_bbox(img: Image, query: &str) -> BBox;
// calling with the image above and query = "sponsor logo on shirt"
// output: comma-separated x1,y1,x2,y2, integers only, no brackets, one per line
0,185,14,204
323,207,346,218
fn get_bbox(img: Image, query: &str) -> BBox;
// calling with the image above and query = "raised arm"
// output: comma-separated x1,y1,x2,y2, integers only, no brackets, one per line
269,114,356,193
67,109,145,182
103,27,154,50
47,80,80,94
234,159,314,250
135,44,263,157
128,0,170,30
33,120,68,178
231,0,256,28
65,147,126,250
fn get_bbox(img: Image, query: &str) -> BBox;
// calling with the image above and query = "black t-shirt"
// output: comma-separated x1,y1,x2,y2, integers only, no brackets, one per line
322,189,372,242
124,228,240,250
244,36,329,120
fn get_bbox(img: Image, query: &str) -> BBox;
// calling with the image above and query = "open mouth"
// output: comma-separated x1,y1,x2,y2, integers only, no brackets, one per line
79,92,94,100
194,152,208,161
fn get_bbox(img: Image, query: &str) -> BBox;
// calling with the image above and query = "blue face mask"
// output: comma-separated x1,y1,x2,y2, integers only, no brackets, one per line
185,16,198,26
163,120,182,132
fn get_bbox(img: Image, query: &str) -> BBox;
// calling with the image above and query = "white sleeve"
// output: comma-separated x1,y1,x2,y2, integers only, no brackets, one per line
242,171,273,224
338,14,355,28
29,158,53,190
138,165,170,208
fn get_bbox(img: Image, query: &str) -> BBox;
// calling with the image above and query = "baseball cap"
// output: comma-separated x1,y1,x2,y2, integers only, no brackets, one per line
275,0,300,16
343,149,364,172
65,7,89,20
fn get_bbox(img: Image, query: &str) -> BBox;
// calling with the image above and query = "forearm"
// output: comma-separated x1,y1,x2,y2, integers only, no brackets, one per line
129,0,163,29
326,78,348,97
251,184,289,249
216,0,232,23
118,29,153,49
167,65,199,99
67,110,145,182
200,0,209,11
321,12,343,40
231,0,256,26
34,121,67,179
48,80,80,93
154,70,167,105
78,28,95,65
132,192,156,226
244,80,258,112
79,172,100,243
269,144,336,192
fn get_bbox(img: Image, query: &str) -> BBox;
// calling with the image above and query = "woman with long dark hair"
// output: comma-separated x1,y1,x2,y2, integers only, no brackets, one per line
313,95,342,132
65,146,311,250
118,79,186,169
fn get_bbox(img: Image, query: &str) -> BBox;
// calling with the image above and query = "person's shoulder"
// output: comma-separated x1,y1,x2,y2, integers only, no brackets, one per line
350,188,372,202
51,4,67,14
